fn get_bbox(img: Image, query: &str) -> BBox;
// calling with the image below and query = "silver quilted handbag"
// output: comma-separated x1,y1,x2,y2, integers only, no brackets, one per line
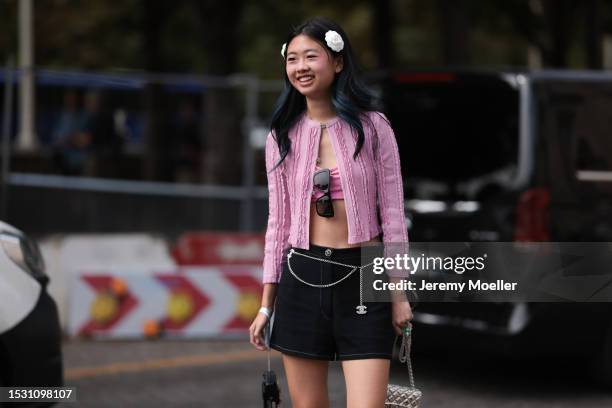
385,329,422,407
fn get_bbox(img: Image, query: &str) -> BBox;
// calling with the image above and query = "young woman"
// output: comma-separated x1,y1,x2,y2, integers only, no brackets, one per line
249,17,413,408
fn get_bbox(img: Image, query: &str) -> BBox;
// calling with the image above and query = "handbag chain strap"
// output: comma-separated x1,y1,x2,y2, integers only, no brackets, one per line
265,322,272,370
398,332,417,389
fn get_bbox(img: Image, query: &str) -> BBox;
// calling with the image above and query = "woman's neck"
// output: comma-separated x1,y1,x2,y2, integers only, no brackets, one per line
305,97,336,122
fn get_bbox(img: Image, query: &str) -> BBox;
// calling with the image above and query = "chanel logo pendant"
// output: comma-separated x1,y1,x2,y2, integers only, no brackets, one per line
356,305,368,315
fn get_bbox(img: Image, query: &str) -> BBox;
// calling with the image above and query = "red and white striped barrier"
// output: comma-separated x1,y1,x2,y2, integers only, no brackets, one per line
68,267,263,339
171,232,265,265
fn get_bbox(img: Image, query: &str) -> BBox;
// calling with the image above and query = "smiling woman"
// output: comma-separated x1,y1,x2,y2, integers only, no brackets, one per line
285,35,343,100
249,16,414,408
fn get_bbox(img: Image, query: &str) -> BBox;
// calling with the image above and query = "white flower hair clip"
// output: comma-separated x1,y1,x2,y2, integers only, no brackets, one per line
281,43,287,58
325,30,344,52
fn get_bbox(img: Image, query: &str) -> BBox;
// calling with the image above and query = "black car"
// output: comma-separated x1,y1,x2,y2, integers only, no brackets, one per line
373,69,612,385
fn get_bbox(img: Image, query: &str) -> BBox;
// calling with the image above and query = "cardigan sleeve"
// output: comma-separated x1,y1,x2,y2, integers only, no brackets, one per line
373,112,410,278
262,131,291,283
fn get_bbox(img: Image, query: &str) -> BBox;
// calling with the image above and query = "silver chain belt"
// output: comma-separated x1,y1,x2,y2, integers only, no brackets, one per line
286,248,375,315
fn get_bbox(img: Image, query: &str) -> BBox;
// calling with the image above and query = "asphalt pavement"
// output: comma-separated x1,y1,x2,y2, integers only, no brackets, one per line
56,338,612,407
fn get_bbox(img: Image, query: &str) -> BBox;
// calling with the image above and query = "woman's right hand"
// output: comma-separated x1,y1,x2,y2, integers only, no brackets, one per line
249,312,270,351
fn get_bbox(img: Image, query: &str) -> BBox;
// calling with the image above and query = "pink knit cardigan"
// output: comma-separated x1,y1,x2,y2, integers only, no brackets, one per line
262,111,409,283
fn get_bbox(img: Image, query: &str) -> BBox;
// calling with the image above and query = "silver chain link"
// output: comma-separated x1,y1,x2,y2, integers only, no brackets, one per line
286,248,375,287
289,248,374,270
286,248,375,315
287,261,358,288
359,267,364,312
399,333,416,389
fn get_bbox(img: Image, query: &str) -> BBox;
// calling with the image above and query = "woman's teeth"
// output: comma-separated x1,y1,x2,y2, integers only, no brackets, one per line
298,76,314,84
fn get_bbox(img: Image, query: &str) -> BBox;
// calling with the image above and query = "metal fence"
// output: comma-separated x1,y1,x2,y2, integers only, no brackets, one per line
0,66,284,235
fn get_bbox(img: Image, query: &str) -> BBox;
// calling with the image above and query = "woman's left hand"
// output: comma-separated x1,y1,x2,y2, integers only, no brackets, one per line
391,300,413,336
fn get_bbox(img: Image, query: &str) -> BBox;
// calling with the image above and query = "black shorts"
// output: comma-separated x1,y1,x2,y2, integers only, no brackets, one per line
269,243,397,361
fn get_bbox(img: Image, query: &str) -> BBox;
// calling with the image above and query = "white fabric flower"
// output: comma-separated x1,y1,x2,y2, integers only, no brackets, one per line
325,30,344,52
281,43,287,58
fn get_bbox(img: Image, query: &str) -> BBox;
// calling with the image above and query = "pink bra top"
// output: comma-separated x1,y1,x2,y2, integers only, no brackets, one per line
311,165,344,201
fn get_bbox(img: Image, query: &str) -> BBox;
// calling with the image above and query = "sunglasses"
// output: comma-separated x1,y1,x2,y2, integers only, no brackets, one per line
313,168,334,217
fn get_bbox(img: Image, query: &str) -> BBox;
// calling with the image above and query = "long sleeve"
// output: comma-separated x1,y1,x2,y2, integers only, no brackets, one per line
262,131,291,283
373,113,410,278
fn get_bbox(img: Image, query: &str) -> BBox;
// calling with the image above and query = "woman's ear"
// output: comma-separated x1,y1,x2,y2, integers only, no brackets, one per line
334,56,344,74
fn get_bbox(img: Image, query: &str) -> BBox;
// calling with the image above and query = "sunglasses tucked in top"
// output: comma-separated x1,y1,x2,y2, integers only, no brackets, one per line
263,111,409,284
312,165,344,217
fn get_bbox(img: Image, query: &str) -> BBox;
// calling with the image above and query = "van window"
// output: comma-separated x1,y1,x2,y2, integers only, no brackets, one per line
535,81,612,185
573,88,612,177
380,74,519,199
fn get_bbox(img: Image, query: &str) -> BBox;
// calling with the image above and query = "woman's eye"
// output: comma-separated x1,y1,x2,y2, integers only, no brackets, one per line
307,55,316,59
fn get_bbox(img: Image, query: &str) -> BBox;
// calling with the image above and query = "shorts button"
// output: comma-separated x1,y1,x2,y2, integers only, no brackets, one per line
325,248,332,257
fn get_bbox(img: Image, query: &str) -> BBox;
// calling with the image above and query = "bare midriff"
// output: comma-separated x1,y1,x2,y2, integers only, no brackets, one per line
309,123,381,249
309,201,381,248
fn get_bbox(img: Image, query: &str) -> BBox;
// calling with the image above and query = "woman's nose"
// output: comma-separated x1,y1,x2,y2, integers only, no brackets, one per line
297,58,309,72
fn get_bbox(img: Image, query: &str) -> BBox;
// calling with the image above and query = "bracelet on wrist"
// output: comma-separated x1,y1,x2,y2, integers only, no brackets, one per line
258,306,272,319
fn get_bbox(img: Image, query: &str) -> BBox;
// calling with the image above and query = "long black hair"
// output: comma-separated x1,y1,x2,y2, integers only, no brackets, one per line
269,17,378,171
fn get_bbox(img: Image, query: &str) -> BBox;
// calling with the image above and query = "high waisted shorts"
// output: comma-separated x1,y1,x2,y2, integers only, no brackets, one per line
269,243,396,361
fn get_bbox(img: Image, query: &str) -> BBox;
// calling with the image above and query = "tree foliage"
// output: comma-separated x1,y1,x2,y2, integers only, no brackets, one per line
2,0,612,73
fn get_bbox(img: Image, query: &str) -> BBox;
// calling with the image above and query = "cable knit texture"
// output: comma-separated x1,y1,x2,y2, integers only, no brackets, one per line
262,111,409,283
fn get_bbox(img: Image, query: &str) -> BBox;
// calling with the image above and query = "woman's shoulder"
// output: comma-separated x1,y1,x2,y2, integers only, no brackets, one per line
362,110,390,125
359,111,393,136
